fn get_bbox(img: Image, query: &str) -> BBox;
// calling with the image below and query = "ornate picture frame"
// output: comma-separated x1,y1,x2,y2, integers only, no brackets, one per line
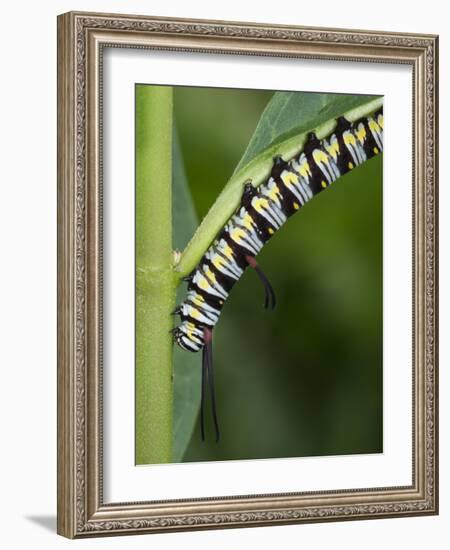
57,11,438,538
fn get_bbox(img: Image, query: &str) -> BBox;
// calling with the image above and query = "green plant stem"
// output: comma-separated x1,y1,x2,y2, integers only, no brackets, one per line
136,85,176,464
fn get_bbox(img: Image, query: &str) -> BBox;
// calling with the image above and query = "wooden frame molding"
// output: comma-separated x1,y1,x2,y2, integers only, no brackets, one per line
57,11,438,538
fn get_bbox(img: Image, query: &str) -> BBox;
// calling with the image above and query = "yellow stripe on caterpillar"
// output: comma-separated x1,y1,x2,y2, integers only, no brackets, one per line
356,125,367,143
198,276,211,291
204,266,217,284
344,132,357,146
281,171,299,187
326,139,340,159
242,213,255,230
212,255,226,270
377,114,384,129
298,161,311,178
193,293,204,306
369,118,381,135
313,149,329,165
267,184,281,201
253,197,269,213
231,227,247,244
190,307,201,320
223,244,234,259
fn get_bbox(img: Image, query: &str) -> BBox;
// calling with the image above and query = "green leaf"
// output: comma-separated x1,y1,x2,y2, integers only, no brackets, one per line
172,128,202,462
177,92,383,277
235,91,380,172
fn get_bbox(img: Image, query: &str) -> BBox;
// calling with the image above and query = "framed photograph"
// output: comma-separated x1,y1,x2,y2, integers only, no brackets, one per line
57,11,439,538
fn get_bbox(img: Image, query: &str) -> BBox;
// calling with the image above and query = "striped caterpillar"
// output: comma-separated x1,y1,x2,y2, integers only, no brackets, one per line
173,107,384,441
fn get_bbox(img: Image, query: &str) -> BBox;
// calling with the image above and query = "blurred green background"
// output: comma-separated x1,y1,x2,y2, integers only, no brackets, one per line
172,86,382,462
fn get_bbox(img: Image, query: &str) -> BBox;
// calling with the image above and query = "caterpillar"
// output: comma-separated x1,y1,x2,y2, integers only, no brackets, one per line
173,107,384,442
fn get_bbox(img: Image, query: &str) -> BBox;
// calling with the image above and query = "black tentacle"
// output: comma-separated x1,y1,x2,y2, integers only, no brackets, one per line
254,264,276,310
200,344,207,441
200,329,220,442
206,336,220,442
245,255,276,310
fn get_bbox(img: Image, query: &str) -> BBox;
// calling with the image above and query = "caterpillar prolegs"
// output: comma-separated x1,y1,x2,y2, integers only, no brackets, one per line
173,108,384,441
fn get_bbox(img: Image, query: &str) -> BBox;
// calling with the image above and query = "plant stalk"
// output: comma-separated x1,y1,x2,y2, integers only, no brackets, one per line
136,85,176,464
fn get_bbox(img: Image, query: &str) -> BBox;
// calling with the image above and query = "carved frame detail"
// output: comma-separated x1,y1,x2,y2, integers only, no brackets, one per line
57,11,438,538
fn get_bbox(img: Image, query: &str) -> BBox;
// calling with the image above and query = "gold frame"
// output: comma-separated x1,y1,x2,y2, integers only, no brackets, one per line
57,11,439,538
